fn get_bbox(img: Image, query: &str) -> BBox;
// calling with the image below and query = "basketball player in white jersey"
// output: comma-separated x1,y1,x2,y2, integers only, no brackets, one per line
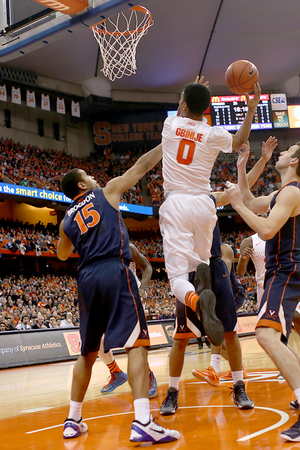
159,76,261,346
237,233,266,307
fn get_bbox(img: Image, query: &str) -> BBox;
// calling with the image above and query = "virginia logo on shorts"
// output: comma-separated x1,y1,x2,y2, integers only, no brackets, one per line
266,310,278,320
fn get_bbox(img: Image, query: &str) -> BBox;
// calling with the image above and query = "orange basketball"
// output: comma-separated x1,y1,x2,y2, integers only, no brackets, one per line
225,60,259,94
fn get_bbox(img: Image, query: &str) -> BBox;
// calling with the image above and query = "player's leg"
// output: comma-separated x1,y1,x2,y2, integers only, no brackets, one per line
159,194,222,347
256,327,300,390
293,307,300,337
160,338,189,415
98,337,127,394
127,346,180,443
63,351,98,438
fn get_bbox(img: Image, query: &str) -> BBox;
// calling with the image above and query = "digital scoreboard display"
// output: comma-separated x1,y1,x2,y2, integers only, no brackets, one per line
210,94,273,131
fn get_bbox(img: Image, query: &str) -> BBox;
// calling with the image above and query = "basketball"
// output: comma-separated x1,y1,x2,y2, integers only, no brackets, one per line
225,60,259,94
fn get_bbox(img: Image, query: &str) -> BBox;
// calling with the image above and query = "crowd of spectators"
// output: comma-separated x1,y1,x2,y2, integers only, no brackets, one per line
0,136,281,208
0,138,145,205
0,262,259,333
0,274,79,332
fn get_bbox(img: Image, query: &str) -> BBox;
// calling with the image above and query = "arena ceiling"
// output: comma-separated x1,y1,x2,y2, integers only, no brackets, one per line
0,0,300,98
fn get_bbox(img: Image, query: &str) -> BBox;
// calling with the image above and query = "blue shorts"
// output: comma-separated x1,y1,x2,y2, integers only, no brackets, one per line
174,260,237,339
256,263,300,338
78,258,149,356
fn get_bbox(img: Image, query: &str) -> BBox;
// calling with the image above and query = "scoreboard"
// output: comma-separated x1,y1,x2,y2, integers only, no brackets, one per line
210,94,273,131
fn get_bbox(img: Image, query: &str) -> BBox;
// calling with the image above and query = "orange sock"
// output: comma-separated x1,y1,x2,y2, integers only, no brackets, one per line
107,360,122,374
185,291,199,312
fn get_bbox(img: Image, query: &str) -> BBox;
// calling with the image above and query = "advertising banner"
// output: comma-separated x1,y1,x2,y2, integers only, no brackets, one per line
0,183,153,215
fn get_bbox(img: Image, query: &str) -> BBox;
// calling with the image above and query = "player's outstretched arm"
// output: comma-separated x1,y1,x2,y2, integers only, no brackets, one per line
213,137,276,209
232,83,261,151
237,144,273,213
246,136,278,187
103,144,162,209
225,182,300,240
236,237,253,277
57,220,74,261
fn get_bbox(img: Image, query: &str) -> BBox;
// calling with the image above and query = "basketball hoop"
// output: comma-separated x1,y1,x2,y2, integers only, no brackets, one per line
90,5,153,81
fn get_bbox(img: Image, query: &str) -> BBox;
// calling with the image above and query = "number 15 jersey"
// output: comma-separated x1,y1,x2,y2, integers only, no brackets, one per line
162,115,233,196
63,189,131,271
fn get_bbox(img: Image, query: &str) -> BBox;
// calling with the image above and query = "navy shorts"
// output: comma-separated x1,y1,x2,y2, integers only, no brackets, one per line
78,258,149,356
174,260,237,338
256,263,300,338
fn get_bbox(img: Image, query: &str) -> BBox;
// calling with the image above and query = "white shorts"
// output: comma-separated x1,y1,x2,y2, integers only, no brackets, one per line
159,192,217,279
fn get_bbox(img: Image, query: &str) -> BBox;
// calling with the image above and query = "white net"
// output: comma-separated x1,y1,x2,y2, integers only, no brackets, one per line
90,6,153,81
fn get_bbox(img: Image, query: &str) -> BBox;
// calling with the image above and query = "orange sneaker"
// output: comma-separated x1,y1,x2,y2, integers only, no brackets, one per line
220,364,248,381
192,366,220,387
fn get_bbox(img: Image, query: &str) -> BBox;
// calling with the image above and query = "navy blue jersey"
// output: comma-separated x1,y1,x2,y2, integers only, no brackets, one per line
266,181,300,270
210,195,222,259
63,188,131,270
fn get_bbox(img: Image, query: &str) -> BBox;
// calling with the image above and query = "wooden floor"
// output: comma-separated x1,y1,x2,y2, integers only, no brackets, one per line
1,333,300,450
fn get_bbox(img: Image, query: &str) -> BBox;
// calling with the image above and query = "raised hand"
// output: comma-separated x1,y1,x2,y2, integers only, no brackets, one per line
261,136,278,161
225,181,244,209
245,82,261,110
237,143,250,169
194,75,209,88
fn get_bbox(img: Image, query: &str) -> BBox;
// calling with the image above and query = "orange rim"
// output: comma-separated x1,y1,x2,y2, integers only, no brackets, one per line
90,5,153,36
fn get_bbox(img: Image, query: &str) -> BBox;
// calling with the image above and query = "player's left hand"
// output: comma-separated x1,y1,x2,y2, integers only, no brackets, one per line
194,75,209,87
237,145,250,169
225,181,244,209
261,136,278,161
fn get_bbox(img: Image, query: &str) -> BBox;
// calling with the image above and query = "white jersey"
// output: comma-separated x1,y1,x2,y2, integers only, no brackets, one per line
162,115,233,196
251,233,266,289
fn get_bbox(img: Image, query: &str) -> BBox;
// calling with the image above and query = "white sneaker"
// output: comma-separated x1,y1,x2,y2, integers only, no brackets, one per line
130,416,180,443
63,418,88,439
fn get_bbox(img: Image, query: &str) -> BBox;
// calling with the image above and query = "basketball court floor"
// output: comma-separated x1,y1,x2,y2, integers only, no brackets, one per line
1,333,300,449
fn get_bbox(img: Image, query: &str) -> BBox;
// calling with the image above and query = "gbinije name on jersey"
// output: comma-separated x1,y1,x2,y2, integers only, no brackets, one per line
175,128,203,142
67,192,96,217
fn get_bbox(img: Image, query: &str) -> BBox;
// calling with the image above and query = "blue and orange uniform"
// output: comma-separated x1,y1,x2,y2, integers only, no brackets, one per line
63,188,150,356
256,181,300,338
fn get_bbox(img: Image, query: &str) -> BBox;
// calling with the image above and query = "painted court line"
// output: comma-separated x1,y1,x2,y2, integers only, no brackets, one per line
26,405,289,441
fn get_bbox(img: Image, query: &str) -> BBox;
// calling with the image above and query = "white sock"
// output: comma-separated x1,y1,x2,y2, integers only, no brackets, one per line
68,400,82,422
232,370,243,384
134,398,150,424
169,376,180,390
170,275,195,304
210,354,221,374
294,387,300,404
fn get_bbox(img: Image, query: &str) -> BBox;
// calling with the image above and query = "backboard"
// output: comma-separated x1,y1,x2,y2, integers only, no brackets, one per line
0,0,143,62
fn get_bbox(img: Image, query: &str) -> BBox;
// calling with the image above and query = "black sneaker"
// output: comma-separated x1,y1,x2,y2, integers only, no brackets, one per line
290,400,300,410
194,263,224,346
231,381,254,410
204,337,211,348
281,415,300,442
160,387,179,415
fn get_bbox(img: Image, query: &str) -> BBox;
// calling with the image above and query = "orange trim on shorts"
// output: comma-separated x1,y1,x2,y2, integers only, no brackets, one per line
174,332,195,340
256,319,282,334
131,339,150,347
